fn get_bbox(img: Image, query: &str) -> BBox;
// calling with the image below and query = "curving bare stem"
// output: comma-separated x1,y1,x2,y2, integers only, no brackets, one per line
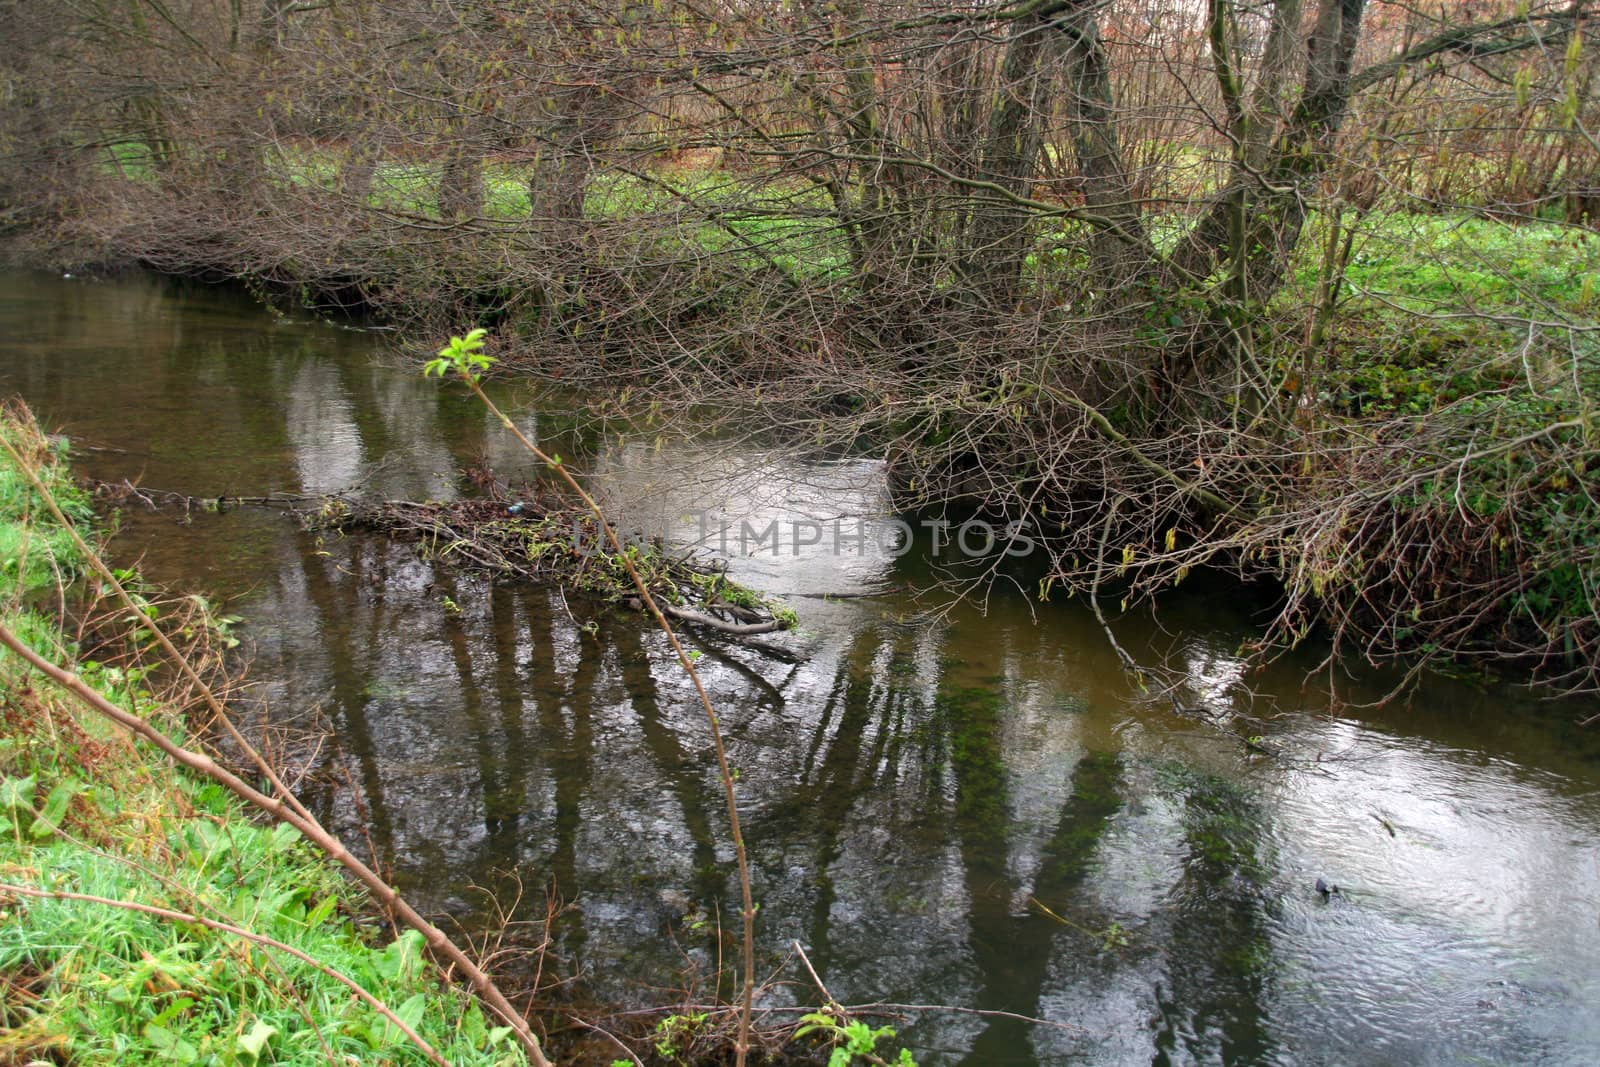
0,418,556,1067
457,372,759,1067
0,619,555,1065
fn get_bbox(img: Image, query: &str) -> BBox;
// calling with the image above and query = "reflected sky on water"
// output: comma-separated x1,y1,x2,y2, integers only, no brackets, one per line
4,269,1599,1065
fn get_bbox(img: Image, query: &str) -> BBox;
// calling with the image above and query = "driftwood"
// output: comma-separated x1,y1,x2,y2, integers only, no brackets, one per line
92,479,798,647
93,478,322,513
658,604,785,636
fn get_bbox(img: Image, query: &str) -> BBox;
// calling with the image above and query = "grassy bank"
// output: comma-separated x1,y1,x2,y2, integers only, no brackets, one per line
0,403,531,1066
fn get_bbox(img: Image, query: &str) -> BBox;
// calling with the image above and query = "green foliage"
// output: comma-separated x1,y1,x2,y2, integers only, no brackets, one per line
652,1011,707,1061
0,802,527,1065
1323,321,1514,417
0,424,94,599
1327,214,1600,317
423,327,494,382
690,569,795,626
795,1007,918,1067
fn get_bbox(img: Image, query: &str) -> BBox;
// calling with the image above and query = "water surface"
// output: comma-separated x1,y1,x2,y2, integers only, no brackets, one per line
4,269,1599,1065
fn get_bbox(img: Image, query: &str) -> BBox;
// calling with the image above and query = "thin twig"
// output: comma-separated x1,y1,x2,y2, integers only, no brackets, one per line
461,373,759,1067
791,940,840,1012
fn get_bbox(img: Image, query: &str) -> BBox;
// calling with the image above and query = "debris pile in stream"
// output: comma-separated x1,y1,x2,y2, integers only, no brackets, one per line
93,478,798,644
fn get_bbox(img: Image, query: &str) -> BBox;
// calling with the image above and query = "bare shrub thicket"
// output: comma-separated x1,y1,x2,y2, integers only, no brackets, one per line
2,0,1597,691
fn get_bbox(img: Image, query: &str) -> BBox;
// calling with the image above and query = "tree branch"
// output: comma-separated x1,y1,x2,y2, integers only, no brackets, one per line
0,621,555,1067
1350,7,1595,97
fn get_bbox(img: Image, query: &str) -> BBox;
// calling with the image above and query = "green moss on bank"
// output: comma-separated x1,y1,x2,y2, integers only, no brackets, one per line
0,404,528,1066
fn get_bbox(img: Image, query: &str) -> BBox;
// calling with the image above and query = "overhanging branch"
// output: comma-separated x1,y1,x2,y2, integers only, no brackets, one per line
1350,6,1595,96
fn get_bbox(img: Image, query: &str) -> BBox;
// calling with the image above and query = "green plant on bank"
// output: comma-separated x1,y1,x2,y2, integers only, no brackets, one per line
651,1010,708,1062
0,427,93,598
0,406,530,1067
794,1007,918,1067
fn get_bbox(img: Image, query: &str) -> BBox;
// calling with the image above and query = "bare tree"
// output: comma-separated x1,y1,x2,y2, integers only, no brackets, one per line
3,0,1597,695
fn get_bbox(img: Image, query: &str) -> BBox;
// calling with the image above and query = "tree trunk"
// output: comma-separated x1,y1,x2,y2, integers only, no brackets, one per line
438,144,484,221
965,2,1149,304
1058,6,1149,287
1169,0,1368,298
965,8,1057,307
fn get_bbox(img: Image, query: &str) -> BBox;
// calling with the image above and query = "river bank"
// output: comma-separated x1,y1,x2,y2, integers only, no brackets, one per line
5,173,1597,695
0,402,541,1066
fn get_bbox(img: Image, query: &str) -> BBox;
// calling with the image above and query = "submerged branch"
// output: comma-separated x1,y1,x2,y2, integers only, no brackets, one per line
93,480,799,648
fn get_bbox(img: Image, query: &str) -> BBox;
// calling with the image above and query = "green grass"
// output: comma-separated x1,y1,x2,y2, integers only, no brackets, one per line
102,140,162,181
0,430,93,600
0,406,529,1067
1326,211,1600,316
91,139,1600,338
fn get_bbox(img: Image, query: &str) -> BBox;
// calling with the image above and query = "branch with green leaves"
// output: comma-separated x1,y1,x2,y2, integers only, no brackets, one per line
426,328,760,1067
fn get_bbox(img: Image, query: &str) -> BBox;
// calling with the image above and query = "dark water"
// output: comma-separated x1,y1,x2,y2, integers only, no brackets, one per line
4,268,1600,1065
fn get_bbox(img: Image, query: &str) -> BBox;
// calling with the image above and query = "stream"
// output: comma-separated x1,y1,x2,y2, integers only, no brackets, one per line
3,268,1599,1065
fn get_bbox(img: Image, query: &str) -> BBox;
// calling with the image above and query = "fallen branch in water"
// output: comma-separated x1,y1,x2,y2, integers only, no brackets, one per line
657,603,787,636
91,478,800,648
91,478,324,512
310,497,797,644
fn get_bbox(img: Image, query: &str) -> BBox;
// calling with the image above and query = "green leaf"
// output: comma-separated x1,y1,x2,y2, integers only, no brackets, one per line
29,780,82,839
843,1020,879,1053
236,1020,277,1061
304,894,338,928
268,822,303,853
1,774,36,818
144,1022,199,1063
149,996,196,1028
796,1009,841,1041
426,327,497,382
459,1001,487,1047
375,992,428,1047
375,928,426,981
